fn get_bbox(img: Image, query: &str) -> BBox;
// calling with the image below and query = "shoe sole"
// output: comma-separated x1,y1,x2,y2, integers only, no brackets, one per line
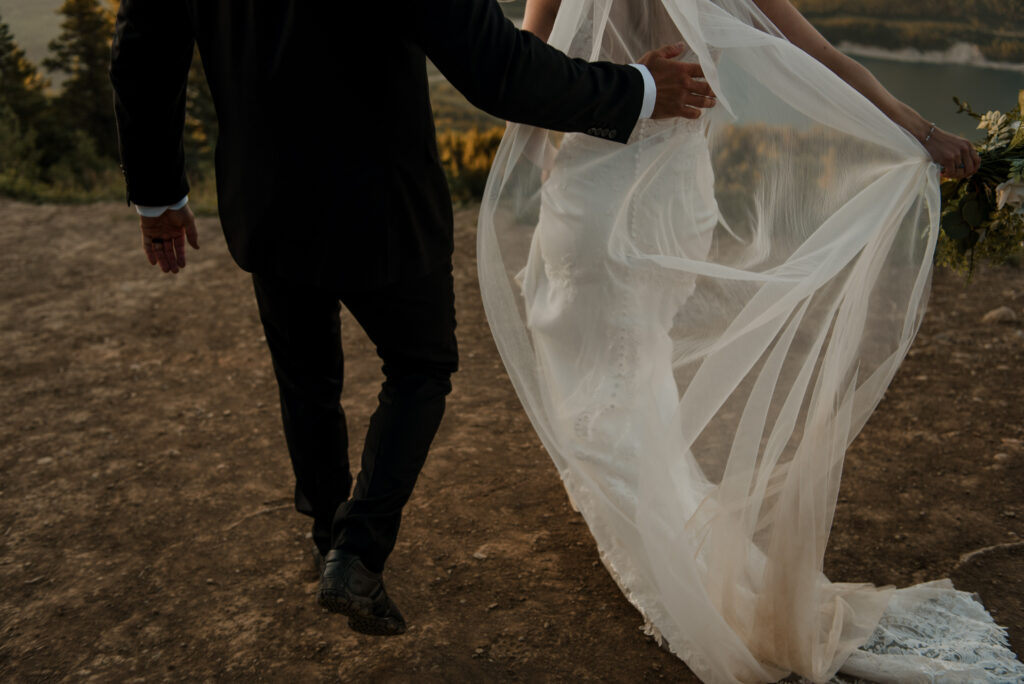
318,591,406,636
317,589,374,619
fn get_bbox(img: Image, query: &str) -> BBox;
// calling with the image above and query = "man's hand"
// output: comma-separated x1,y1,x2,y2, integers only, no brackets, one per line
140,205,199,274
639,43,717,120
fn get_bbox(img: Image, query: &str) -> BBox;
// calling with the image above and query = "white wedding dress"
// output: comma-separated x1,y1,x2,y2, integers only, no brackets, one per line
476,1,1024,682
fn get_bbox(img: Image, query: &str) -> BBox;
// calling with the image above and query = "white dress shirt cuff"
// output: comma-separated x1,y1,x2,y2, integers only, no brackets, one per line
135,195,189,217
629,64,657,120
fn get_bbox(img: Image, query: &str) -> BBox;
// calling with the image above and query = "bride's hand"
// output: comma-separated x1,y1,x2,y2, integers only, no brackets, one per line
923,126,981,180
639,43,717,120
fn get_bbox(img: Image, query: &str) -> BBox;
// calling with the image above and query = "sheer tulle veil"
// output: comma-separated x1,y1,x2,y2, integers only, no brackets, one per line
477,1,1020,682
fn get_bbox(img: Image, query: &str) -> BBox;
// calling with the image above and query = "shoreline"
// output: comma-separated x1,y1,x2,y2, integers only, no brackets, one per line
838,41,1024,73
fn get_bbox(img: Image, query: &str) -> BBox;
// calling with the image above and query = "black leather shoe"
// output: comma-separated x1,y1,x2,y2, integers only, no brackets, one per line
317,549,406,636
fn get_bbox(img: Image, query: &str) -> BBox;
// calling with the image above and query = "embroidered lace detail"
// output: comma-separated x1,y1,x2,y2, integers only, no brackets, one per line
798,582,1024,683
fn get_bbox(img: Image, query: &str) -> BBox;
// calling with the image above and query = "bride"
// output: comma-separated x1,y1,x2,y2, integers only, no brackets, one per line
478,0,1023,682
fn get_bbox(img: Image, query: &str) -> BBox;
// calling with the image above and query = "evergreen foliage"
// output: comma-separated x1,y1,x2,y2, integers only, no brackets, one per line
0,6,219,209
43,0,118,161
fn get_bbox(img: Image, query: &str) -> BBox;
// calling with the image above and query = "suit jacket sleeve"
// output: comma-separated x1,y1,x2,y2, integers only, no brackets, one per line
409,0,645,144
109,0,195,206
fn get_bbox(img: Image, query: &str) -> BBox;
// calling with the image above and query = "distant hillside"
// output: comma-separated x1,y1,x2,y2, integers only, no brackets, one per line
791,0,1024,61
792,0,1022,29
506,1,1023,61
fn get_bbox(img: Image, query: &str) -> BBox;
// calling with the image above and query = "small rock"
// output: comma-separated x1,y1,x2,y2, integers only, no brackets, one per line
487,602,499,610
472,548,488,561
1003,511,1018,518
981,306,1017,324
36,457,53,465
994,453,1011,462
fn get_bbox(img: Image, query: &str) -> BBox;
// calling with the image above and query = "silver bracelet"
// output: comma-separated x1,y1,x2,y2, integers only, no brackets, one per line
923,123,936,143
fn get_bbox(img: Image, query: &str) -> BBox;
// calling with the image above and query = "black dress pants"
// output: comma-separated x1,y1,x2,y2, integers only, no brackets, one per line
252,267,458,573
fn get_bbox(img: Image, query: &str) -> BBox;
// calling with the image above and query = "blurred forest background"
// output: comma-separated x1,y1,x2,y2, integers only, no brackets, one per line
0,0,1021,209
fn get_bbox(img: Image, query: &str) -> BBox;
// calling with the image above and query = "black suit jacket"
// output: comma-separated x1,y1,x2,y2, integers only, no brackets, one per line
110,1,645,290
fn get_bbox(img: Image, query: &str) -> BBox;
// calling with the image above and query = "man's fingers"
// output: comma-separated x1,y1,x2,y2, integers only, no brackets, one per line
153,242,171,272
159,239,178,273
173,233,187,268
677,61,706,80
185,220,200,250
684,78,713,98
666,62,713,96
154,247,169,272
143,239,158,266
655,42,686,60
684,92,717,109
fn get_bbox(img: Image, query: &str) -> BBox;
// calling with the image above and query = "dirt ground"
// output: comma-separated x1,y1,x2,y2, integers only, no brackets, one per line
0,198,1022,683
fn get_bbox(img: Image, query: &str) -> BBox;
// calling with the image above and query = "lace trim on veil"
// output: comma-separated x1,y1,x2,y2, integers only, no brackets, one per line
825,581,1024,684
568,468,1024,683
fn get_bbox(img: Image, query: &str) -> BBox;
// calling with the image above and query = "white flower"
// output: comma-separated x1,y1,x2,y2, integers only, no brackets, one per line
995,180,1024,215
977,110,1006,133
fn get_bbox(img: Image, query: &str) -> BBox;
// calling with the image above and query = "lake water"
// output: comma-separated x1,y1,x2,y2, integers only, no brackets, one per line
853,57,1024,138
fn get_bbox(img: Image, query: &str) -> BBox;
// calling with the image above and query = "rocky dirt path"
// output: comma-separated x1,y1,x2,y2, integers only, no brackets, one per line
1,199,1022,682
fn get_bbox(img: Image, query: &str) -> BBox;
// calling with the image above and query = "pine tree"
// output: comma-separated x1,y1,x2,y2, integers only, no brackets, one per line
43,0,118,160
0,13,48,126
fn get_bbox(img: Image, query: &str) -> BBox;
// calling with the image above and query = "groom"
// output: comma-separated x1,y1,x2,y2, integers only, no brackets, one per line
111,0,716,636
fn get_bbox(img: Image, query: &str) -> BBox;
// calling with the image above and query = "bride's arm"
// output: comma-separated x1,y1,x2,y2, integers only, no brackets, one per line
754,0,980,178
523,0,562,43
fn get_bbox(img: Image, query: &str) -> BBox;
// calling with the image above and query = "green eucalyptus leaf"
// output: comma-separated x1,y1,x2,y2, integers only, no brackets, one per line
942,214,970,240
977,193,992,220
962,198,984,227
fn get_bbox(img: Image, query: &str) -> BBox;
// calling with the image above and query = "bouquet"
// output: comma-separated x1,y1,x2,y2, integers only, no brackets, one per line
937,90,1024,273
